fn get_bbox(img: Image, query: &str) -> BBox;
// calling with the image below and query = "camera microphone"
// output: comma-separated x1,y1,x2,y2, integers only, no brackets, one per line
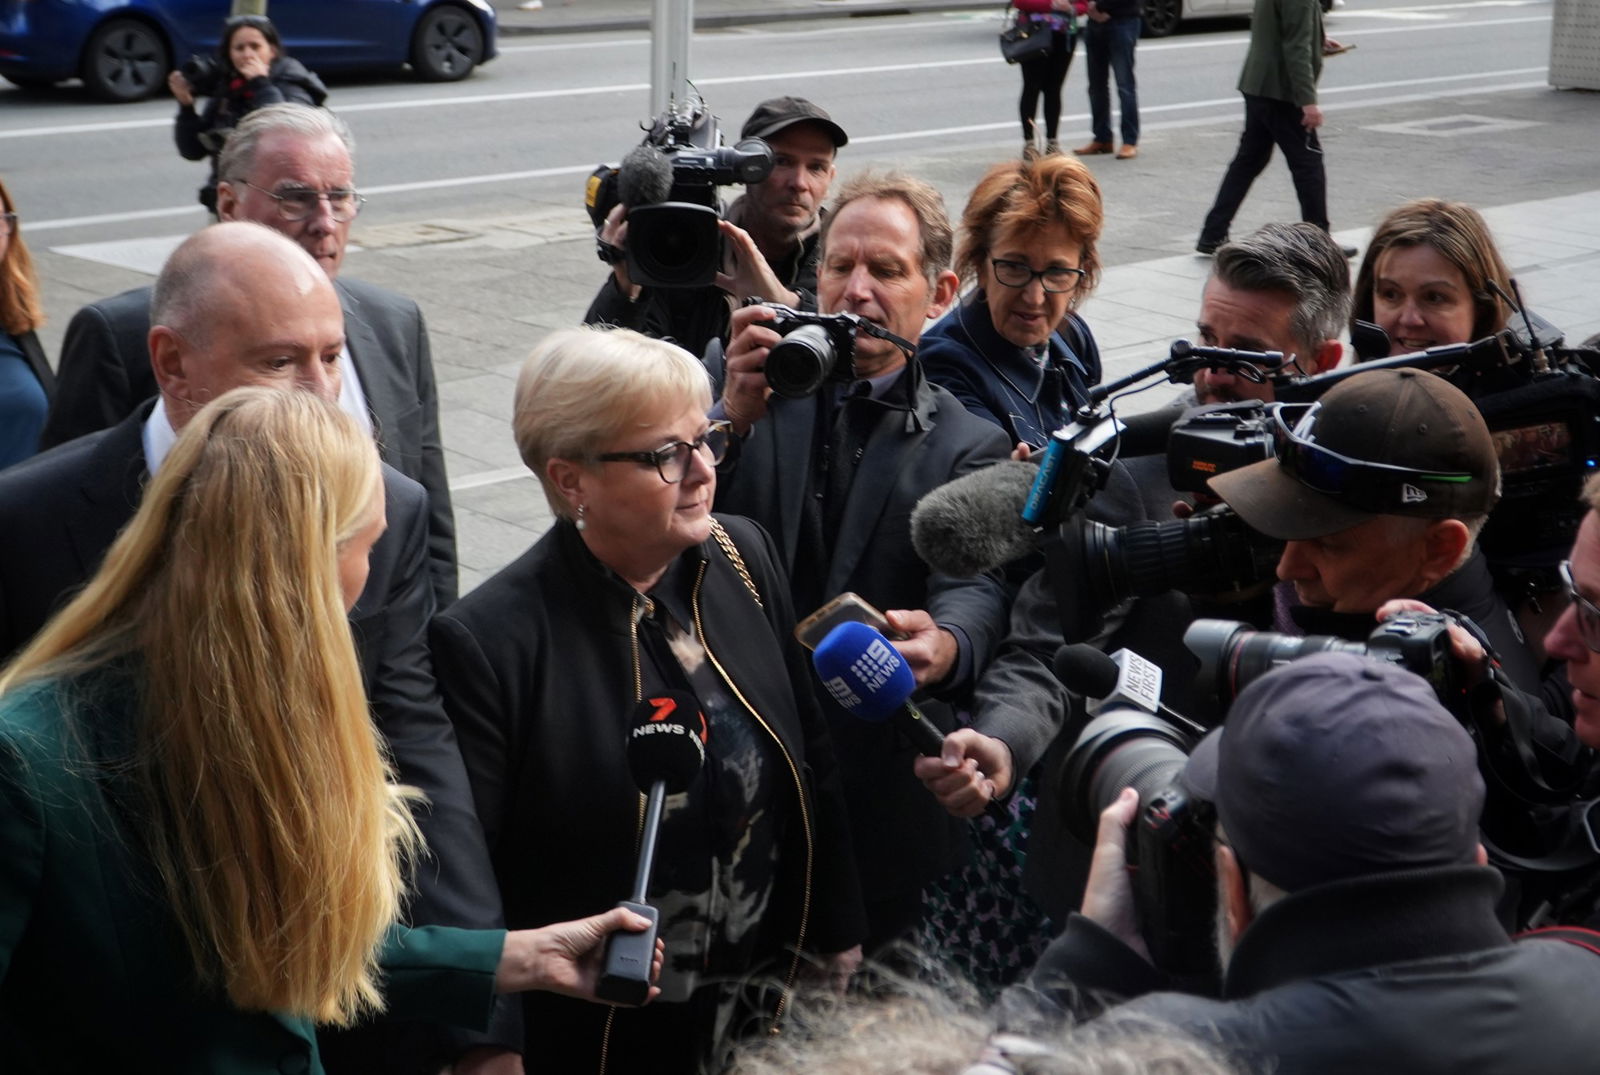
596,691,707,1006
911,459,1041,577
1053,643,1208,737
813,621,1010,823
617,143,675,208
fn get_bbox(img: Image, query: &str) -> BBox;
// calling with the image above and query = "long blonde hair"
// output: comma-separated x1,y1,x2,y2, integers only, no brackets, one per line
0,388,417,1025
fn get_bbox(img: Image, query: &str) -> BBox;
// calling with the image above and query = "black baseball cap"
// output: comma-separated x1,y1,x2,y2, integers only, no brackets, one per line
1183,652,1484,893
741,96,848,148
1209,368,1501,540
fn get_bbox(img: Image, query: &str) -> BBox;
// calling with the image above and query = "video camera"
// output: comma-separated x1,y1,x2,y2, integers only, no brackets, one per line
586,103,774,289
747,301,919,399
1273,311,1600,597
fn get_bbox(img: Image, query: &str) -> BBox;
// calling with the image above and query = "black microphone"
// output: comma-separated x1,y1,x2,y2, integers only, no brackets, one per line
1052,643,1208,736
814,622,1011,824
616,143,675,208
911,459,1041,577
596,691,707,1006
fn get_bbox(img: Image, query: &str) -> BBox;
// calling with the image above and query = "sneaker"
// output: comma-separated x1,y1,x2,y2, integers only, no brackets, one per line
1340,243,1359,258
1196,235,1226,255
1046,139,1062,156
1073,140,1114,155
1023,140,1041,162
1116,144,1138,160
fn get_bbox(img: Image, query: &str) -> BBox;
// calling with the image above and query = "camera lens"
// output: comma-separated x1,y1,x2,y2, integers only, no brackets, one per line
625,203,722,289
1185,619,1367,704
1059,709,1194,846
1081,508,1282,612
766,324,838,399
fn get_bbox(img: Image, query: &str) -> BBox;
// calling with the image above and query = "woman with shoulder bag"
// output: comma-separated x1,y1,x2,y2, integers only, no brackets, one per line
1010,0,1080,159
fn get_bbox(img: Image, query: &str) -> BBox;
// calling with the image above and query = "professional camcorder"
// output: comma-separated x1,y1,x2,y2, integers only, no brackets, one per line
749,301,919,399
1275,312,1600,595
586,103,774,289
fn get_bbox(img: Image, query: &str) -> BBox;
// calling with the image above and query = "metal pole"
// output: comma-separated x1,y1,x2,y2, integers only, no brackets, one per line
231,0,268,14
650,0,694,117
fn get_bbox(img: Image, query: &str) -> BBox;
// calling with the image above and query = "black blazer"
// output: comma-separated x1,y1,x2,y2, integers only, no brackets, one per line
15,329,55,402
714,366,1016,902
0,404,517,1063
38,278,458,605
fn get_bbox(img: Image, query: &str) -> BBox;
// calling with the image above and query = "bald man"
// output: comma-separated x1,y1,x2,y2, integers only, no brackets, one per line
0,223,519,1070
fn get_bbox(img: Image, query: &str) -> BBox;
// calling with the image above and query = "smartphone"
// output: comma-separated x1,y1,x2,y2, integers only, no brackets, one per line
794,592,897,651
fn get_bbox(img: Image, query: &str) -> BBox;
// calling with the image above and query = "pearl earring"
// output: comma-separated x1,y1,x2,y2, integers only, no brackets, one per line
575,503,587,531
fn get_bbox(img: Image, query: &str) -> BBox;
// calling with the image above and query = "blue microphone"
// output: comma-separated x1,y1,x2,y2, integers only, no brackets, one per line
812,621,1009,823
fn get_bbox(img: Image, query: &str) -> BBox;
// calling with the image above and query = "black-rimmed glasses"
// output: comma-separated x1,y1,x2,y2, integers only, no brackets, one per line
242,181,365,223
0,212,15,238
1270,402,1474,514
1560,560,1600,653
595,420,732,484
990,257,1087,295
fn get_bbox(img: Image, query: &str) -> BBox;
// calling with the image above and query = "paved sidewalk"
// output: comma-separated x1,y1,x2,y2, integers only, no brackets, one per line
491,0,988,36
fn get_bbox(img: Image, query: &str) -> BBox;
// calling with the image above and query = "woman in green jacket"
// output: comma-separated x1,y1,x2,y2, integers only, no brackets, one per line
0,388,656,1074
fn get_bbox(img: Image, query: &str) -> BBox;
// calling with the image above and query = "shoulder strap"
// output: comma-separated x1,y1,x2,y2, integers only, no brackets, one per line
710,518,763,608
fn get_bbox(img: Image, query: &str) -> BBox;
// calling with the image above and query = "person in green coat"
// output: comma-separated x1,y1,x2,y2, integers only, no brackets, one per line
0,388,658,1074
1196,0,1353,259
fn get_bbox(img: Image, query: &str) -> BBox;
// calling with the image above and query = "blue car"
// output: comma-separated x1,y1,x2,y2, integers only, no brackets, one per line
0,0,498,102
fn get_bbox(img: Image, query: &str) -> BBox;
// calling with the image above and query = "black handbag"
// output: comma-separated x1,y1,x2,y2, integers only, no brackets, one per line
1000,5,1054,65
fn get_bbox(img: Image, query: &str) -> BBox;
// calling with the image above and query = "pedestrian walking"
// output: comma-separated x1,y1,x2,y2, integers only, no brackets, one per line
1196,0,1355,257
1073,0,1141,160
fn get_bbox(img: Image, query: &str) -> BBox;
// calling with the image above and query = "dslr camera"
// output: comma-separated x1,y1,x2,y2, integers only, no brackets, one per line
179,53,223,96
756,303,863,399
586,104,773,289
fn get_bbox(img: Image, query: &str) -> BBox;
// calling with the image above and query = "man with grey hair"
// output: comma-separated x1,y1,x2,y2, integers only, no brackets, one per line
714,172,1015,951
40,103,457,605
1191,221,1349,407
0,222,517,1074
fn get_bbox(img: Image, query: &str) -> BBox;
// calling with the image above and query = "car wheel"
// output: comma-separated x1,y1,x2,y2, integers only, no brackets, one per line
1141,0,1182,38
411,4,485,82
81,17,170,102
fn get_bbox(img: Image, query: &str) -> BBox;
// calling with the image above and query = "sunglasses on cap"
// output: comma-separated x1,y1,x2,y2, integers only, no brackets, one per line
1560,560,1600,653
1270,402,1476,514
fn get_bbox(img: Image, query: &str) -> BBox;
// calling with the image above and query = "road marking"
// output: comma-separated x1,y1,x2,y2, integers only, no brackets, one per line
26,66,1549,233
0,13,1549,141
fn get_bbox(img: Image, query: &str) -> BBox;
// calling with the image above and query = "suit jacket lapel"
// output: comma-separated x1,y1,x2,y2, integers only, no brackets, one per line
71,408,151,577
767,399,817,572
336,280,396,466
825,406,925,595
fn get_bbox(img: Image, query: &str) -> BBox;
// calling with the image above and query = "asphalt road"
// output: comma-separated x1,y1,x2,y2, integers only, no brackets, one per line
5,0,1591,587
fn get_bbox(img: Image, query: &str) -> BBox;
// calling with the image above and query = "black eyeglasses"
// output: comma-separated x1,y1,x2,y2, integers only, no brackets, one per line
990,258,1087,295
1560,560,1600,653
1270,402,1475,514
595,420,731,484
0,212,15,238
242,181,365,223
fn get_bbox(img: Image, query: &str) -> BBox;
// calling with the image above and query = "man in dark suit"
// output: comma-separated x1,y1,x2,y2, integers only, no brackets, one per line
714,173,1014,948
39,104,457,605
0,223,517,1074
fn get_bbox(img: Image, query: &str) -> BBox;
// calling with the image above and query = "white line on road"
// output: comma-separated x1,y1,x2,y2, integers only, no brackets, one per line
0,13,1549,141
26,67,1548,233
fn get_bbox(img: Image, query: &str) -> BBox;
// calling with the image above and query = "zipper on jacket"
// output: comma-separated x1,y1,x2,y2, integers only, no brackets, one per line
689,558,813,1031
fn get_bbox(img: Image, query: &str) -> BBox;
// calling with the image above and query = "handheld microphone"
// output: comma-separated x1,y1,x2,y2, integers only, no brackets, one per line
596,691,707,1006
1051,643,1208,737
911,459,1041,577
813,621,1010,823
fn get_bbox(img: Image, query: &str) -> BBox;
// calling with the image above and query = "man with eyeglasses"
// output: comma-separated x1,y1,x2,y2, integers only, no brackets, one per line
41,103,456,607
713,172,1014,951
1547,496,1600,747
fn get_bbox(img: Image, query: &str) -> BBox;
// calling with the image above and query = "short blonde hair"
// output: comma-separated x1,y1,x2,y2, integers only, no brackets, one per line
513,326,713,519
